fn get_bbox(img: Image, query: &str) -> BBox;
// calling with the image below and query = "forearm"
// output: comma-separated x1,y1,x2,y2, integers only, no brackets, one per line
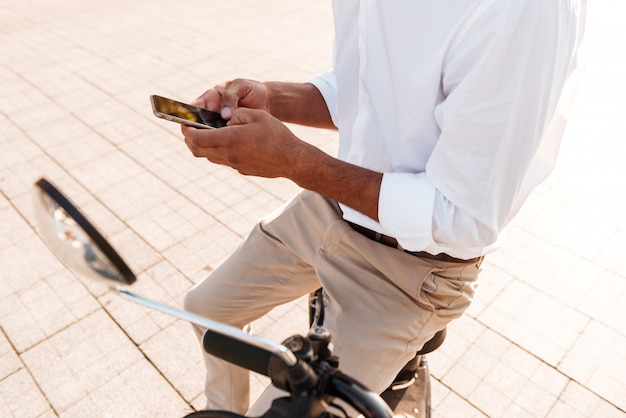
264,82,336,129
289,141,382,221
267,81,380,218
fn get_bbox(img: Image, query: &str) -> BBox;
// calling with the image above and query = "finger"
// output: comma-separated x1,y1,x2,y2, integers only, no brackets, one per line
182,126,215,158
190,79,235,109
227,107,263,126
190,88,223,113
181,124,212,151
183,131,241,170
180,123,194,138
181,123,233,156
184,135,218,160
220,79,253,119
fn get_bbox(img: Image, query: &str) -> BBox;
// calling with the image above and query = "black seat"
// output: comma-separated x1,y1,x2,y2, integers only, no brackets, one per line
388,327,446,391
416,327,446,356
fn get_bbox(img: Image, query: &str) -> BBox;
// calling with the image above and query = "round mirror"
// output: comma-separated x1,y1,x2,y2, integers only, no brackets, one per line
33,178,136,286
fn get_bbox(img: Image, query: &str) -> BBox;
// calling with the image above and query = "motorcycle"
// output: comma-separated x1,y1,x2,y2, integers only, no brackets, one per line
33,177,441,418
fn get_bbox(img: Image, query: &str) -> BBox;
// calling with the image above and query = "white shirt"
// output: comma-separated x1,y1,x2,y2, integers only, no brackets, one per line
308,0,588,259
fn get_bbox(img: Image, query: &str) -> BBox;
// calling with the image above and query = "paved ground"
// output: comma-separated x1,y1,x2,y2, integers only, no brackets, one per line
1,1,625,417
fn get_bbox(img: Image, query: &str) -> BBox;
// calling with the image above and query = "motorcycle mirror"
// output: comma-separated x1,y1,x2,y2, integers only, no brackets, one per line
33,178,136,287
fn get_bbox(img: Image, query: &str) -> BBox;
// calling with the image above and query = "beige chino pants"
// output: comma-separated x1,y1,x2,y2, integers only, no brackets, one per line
184,190,482,415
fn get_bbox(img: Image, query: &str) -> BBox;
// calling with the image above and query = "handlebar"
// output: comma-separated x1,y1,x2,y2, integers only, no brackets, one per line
327,372,394,418
328,373,393,418
185,370,393,418
199,330,392,418
119,286,393,418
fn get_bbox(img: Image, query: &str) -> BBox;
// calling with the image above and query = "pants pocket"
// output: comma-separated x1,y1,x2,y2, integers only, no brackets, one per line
420,268,479,323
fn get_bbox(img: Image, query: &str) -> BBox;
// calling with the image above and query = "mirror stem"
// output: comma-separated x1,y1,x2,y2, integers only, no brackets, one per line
114,286,298,367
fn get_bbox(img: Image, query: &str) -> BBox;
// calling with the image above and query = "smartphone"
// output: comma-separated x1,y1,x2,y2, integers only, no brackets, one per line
150,95,228,129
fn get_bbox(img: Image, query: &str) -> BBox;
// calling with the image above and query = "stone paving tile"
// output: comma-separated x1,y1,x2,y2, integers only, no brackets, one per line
1,0,626,417
140,320,206,404
0,367,54,418
552,380,625,418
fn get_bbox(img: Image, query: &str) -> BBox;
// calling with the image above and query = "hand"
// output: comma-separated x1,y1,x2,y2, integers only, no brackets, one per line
191,78,270,120
182,108,308,179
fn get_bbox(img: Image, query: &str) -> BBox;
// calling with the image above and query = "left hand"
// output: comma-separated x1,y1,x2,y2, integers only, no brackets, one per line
181,107,310,179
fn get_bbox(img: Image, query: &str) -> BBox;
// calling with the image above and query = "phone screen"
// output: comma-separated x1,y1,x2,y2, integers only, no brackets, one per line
151,95,228,129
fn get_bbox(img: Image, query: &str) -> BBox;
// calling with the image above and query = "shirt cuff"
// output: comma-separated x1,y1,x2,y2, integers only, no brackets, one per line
378,172,437,253
306,72,338,127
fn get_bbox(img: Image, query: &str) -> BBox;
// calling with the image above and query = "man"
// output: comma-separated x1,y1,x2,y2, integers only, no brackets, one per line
183,0,588,415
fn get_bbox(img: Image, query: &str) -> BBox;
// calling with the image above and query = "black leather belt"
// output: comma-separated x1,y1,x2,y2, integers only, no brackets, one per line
347,221,482,264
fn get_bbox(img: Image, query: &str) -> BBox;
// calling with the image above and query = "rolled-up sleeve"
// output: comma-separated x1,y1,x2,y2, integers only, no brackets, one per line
307,71,339,127
379,171,500,259
378,172,437,250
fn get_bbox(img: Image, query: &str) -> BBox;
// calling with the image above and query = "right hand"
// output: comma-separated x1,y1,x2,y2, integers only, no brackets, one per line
191,78,271,120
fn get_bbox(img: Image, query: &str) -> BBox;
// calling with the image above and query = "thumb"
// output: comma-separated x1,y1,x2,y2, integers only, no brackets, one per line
218,82,244,120
227,107,257,126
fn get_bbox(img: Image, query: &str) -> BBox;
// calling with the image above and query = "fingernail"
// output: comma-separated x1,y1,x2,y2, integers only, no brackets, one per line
222,107,232,119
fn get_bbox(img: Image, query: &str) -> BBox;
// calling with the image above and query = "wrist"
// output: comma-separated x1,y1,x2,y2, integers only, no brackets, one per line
264,81,305,121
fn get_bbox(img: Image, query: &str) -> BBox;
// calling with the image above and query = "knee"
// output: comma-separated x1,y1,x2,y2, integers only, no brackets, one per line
183,282,246,327
184,284,211,318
